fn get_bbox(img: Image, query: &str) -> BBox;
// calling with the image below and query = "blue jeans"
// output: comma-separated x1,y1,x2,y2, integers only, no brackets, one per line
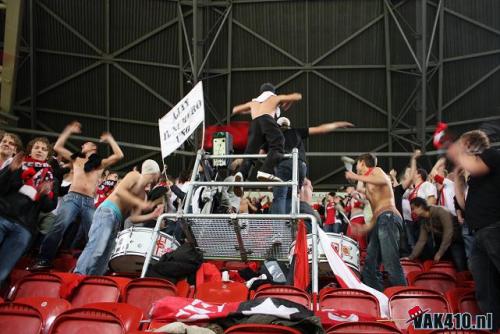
462,221,475,261
323,223,342,234
362,211,407,291
74,205,121,275
0,216,31,283
39,192,95,263
270,160,307,214
470,221,500,331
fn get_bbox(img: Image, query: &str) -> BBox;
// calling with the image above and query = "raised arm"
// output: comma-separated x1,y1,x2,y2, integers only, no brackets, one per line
454,168,466,210
277,93,302,111
308,121,354,136
100,132,124,169
54,122,81,161
401,149,421,190
232,102,252,115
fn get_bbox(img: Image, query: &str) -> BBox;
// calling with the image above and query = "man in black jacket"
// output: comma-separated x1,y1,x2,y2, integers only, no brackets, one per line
0,138,59,286
448,130,500,331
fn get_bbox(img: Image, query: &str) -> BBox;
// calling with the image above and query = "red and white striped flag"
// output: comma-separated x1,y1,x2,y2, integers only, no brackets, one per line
317,227,389,317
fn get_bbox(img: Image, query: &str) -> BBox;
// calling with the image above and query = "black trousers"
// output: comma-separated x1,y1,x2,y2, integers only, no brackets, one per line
470,221,500,331
239,114,284,178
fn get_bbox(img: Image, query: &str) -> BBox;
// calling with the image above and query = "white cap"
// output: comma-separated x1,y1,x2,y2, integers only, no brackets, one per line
277,117,290,127
141,159,160,175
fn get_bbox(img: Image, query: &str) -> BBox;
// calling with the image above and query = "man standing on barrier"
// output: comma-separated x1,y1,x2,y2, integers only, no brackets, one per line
231,83,302,196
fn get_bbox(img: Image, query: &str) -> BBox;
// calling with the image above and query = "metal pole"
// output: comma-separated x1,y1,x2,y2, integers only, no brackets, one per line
291,147,299,215
383,2,393,169
182,150,204,213
140,212,320,296
437,1,444,122
203,153,293,159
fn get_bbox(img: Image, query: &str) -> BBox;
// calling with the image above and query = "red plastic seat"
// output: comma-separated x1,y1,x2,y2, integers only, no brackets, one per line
123,278,177,315
400,260,423,277
8,272,79,301
386,287,451,331
252,285,311,309
0,302,43,334
225,323,302,333
195,281,248,304
48,307,125,334
15,297,72,334
456,271,473,283
426,262,457,277
69,276,130,308
327,321,402,333
407,326,488,334
319,288,380,317
83,303,143,332
407,271,457,294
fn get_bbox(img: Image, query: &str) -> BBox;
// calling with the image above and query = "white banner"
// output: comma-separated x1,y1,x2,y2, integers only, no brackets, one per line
159,81,205,158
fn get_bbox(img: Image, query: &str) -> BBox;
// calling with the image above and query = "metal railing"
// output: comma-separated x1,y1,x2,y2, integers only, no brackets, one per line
140,212,320,295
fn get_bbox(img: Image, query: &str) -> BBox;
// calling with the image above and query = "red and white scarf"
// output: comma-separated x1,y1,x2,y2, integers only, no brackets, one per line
19,156,54,201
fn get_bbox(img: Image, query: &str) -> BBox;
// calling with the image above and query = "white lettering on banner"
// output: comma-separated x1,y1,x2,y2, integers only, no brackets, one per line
159,81,205,158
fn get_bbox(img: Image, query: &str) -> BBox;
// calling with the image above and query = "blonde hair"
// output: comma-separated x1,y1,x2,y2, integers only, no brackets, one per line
460,130,490,155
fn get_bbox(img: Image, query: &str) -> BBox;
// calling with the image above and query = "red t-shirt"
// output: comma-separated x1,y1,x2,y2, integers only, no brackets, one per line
324,203,336,225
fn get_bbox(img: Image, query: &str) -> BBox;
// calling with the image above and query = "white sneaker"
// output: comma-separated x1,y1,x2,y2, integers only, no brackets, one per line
234,172,244,197
257,171,283,182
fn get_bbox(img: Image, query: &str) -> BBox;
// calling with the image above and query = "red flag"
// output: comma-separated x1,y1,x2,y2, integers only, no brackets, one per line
293,220,310,290
433,122,452,149
204,121,250,151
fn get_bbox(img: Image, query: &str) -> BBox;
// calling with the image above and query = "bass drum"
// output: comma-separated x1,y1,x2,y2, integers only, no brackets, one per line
109,227,180,273
289,233,360,276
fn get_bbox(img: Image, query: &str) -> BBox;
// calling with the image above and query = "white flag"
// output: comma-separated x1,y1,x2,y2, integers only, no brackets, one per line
159,82,205,158
318,227,389,317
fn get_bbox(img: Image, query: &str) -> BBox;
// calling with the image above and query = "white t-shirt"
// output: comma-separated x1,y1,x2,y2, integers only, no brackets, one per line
416,181,437,201
438,178,456,216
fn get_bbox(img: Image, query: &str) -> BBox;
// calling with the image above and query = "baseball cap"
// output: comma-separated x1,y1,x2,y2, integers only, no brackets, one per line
142,159,160,175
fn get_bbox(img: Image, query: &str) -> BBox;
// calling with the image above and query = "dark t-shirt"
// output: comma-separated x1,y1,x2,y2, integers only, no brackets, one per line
465,148,500,230
282,128,309,162
393,184,405,219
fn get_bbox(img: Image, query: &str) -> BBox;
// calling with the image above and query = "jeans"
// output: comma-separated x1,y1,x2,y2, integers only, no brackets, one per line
39,192,95,263
239,115,284,178
74,206,120,275
0,216,31,284
324,224,342,234
462,221,475,267
404,219,420,250
271,160,307,214
362,211,407,291
470,221,500,331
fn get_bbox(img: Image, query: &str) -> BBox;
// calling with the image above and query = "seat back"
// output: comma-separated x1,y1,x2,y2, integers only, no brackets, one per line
48,307,124,334
83,303,143,332
319,288,380,317
8,273,77,301
408,272,456,294
458,291,481,316
15,297,72,334
327,321,402,333
123,278,177,315
252,285,311,309
195,281,248,304
389,289,450,331
0,302,43,334
70,276,129,308
225,323,302,333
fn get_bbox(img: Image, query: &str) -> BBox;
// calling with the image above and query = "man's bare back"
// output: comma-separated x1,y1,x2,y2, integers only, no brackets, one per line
233,93,302,118
107,171,147,216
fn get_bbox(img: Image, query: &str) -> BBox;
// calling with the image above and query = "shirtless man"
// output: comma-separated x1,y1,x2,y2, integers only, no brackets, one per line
345,153,406,291
75,159,163,275
33,121,124,270
232,83,302,196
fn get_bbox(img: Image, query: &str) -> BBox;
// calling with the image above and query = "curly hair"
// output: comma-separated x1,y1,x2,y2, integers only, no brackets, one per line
26,137,53,160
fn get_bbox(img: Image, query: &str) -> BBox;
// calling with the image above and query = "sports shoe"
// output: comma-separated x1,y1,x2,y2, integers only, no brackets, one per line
257,171,283,182
30,260,53,271
234,172,244,197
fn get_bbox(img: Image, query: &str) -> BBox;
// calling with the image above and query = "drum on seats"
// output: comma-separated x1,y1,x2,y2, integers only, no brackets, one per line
288,233,360,275
109,227,179,273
